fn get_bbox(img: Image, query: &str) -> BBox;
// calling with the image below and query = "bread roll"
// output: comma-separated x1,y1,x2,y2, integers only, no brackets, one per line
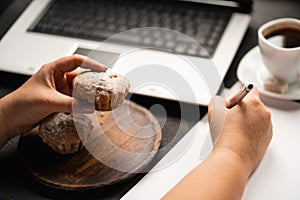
72,71,130,111
38,113,93,154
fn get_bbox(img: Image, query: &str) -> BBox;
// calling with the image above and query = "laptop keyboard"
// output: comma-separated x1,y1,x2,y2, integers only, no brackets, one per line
29,0,232,58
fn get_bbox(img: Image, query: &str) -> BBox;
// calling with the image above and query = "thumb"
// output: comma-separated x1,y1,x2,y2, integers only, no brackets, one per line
208,96,226,145
52,93,95,114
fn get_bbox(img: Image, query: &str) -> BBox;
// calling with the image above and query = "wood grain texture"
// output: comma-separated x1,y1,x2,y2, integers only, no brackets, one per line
18,100,162,191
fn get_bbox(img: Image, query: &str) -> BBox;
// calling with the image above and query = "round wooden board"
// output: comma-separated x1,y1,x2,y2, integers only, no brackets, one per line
18,100,162,191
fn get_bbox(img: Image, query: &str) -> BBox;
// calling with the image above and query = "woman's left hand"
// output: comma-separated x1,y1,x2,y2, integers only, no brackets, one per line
0,55,106,141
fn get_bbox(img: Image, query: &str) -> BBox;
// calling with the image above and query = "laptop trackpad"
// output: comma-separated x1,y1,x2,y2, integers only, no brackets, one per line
74,47,120,67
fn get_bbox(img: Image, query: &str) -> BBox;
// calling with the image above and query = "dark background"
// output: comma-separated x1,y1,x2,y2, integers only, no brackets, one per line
0,0,299,199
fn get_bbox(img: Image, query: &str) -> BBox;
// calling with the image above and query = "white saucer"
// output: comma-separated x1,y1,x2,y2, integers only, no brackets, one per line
237,46,300,100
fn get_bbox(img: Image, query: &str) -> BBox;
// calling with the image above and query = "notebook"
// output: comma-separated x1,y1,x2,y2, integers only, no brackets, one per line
0,0,252,105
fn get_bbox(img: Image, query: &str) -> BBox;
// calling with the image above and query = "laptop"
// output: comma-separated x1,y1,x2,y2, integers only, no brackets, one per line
0,0,251,105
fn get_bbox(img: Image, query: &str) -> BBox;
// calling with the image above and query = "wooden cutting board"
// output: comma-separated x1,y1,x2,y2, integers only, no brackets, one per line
18,100,162,191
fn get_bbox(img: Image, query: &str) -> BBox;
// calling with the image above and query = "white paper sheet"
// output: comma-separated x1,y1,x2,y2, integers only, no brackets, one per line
242,95,300,200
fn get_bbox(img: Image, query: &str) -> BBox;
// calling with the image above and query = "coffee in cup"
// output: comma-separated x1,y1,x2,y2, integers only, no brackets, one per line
258,18,300,86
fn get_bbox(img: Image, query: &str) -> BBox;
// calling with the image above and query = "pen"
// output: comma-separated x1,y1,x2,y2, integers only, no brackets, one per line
227,84,253,109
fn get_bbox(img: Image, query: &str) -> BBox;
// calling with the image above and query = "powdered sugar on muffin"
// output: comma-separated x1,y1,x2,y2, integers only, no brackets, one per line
72,71,130,111
39,113,93,154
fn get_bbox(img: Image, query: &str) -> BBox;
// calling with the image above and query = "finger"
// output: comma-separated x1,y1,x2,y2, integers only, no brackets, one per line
52,54,107,73
51,93,94,114
245,86,260,100
208,96,226,144
208,96,226,121
66,68,85,85
79,55,108,71
50,93,73,113
72,99,95,114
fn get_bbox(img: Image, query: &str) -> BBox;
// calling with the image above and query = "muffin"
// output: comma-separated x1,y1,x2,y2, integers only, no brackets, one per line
38,113,93,154
72,70,130,111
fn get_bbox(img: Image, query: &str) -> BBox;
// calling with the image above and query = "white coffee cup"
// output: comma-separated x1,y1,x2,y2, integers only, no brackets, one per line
258,18,300,84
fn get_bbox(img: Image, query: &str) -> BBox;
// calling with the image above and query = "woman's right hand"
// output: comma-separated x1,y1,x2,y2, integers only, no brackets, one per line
208,87,273,174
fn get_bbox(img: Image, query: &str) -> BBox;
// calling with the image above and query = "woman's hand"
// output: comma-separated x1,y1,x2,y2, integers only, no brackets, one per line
0,55,106,145
164,87,273,200
209,87,273,174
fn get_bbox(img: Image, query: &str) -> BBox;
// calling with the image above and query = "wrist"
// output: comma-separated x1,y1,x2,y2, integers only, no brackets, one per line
212,147,253,177
0,93,19,140
0,97,12,146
